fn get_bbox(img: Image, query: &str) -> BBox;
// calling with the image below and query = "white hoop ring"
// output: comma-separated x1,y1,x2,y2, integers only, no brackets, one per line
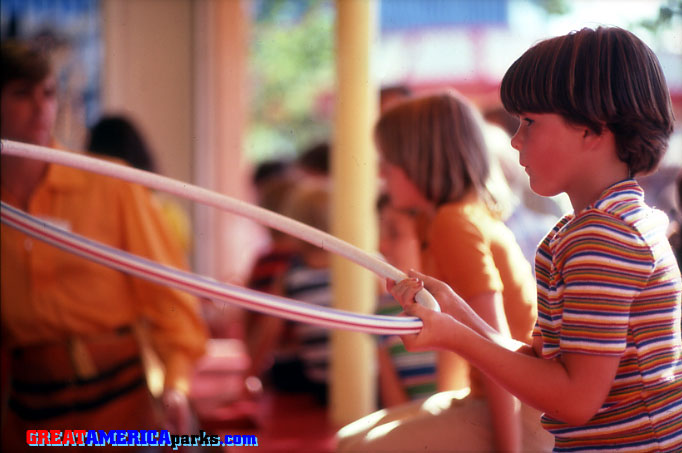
1,139,440,332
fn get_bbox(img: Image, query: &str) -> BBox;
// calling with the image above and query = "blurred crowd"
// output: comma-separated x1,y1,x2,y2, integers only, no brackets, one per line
1,38,681,453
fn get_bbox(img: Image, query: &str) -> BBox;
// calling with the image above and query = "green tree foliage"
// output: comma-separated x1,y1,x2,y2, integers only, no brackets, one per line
247,0,335,162
638,0,682,33
535,0,571,16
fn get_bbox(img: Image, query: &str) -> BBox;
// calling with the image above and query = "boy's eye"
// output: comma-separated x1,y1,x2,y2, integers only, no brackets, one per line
523,117,534,126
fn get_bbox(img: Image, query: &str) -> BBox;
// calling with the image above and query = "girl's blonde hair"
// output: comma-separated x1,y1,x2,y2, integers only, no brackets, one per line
282,182,330,233
375,91,504,215
281,182,331,256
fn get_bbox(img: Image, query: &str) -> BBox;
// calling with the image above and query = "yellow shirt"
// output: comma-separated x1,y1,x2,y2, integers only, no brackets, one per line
1,160,207,392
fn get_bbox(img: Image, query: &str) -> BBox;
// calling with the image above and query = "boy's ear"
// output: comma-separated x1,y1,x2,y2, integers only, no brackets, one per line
582,125,609,151
582,125,600,138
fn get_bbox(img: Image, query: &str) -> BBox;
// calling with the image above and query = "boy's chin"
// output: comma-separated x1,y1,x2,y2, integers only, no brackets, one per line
528,183,558,199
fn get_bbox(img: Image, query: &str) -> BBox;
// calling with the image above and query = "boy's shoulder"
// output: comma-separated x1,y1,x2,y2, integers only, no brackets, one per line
556,194,668,265
567,179,664,234
581,196,666,240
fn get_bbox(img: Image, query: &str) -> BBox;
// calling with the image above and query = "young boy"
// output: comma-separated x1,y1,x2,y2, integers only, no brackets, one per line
391,26,681,451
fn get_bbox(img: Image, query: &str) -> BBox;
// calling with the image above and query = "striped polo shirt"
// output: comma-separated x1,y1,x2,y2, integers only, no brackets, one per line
533,179,682,451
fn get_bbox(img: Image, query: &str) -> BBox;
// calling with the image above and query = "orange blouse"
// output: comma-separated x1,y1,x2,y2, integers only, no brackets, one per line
1,160,207,392
421,197,537,395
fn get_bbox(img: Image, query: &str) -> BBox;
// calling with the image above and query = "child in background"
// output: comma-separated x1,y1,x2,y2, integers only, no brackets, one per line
278,183,333,405
362,91,540,452
246,162,299,296
391,27,681,451
245,169,300,377
375,193,437,407
246,182,333,405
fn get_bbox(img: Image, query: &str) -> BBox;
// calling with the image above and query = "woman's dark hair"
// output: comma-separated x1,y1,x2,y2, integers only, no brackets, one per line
297,142,330,176
1,40,52,90
501,26,674,176
87,116,156,172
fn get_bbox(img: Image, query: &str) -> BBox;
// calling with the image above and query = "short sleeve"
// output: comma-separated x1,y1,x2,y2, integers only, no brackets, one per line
557,215,653,355
428,207,503,301
119,181,207,392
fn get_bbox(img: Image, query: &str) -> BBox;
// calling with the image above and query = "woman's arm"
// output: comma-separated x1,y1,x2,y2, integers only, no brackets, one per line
393,278,620,425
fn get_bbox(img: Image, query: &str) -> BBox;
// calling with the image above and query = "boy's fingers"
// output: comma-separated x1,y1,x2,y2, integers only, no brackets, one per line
391,278,423,303
408,269,438,287
407,269,422,279
403,299,427,317
408,270,449,297
386,278,395,292
399,333,419,349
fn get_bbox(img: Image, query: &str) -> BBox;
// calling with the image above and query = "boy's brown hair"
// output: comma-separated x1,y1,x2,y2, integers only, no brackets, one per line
375,91,497,209
501,26,674,176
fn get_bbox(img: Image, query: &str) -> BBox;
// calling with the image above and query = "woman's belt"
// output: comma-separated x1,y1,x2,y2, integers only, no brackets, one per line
9,325,148,421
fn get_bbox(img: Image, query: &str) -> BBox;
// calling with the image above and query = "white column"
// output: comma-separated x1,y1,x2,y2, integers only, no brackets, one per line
192,0,262,282
101,0,193,186
103,0,258,281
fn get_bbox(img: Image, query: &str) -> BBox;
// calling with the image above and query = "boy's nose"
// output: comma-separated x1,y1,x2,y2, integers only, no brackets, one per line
510,132,522,152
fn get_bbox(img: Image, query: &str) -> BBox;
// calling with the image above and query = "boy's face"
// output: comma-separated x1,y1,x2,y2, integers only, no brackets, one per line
1,76,58,146
510,113,587,199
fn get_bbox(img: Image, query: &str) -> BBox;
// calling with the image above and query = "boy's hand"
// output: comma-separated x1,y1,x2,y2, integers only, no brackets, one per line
387,275,424,308
398,299,459,352
388,275,457,351
388,270,470,322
